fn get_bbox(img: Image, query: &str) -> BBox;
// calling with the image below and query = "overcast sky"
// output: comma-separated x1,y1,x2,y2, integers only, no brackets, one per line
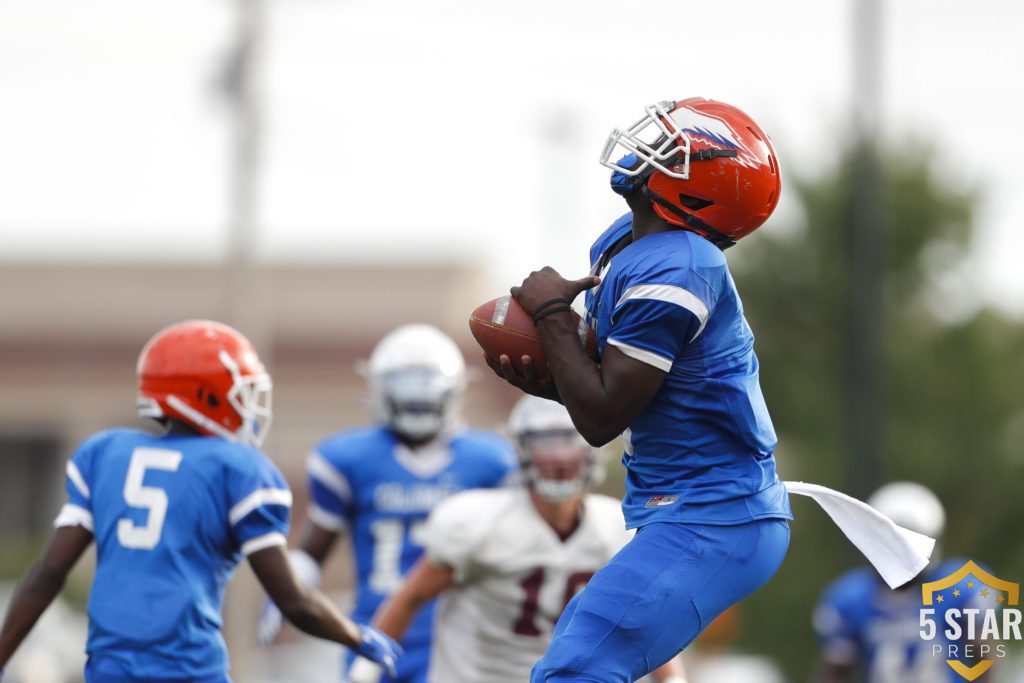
1,0,1021,314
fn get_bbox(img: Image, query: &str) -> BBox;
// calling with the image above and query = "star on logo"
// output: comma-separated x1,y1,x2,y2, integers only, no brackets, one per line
954,589,961,597
968,581,976,588
999,595,1006,604
937,594,945,603
981,589,991,598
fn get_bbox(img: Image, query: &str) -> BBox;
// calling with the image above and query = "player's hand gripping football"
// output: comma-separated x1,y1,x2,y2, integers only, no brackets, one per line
352,625,402,679
485,351,561,401
510,266,600,316
490,267,600,399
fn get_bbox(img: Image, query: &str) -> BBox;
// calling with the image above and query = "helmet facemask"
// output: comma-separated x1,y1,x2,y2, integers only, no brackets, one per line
600,101,693,181
223,351,273,448
519,429,594,504
164,350,273,448
374,367,460,443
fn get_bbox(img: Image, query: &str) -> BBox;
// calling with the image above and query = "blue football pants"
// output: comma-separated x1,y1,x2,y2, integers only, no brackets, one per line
531,518,790,682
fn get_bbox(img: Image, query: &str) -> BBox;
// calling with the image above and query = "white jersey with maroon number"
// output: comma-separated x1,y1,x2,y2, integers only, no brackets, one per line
421,487,631,683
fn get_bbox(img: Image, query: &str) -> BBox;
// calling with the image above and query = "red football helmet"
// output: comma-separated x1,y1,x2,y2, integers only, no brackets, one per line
600,98,781,246
508,396,599,503
136,320,272,447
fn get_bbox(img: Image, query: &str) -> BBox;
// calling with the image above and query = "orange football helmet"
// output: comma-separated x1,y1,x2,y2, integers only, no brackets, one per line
601,97,781,247
136,320,272,447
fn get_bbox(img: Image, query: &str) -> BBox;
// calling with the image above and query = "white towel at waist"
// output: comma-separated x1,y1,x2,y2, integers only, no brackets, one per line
784,481,935,589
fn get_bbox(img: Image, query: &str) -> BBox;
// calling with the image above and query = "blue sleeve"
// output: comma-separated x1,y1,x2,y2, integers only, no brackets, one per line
483,439,518,487
458,432,519,488
305,448,355,532
227,450,292,556
54,436,100,532
607,289,705,372
495,443,518,486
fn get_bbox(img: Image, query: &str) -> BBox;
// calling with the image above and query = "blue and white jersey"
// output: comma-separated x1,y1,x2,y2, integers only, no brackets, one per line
306,426,516,650
814,560,969,683
583,214,791,527
56,428,291,681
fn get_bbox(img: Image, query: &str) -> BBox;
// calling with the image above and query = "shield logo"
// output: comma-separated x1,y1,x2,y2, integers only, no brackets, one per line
921,561,1019,681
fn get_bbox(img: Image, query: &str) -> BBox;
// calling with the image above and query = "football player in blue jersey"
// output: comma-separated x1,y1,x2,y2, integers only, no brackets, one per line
0,320,401,683
488,98,792,682
256,324,517,683
814,482,968,683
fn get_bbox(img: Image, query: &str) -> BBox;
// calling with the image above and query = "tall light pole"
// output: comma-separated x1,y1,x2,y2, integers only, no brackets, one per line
221,0,270,675
847,0,884,497
225,0,270,352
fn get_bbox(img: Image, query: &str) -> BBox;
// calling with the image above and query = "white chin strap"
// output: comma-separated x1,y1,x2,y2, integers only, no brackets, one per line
166,394,240,443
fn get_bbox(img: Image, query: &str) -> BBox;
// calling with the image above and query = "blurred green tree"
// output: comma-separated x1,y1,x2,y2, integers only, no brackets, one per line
727,143,1024,680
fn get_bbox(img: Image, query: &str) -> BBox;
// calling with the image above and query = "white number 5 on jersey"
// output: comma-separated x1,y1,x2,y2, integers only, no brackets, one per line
117,447,183,549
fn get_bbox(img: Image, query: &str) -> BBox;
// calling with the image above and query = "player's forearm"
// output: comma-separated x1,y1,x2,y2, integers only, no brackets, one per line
373,588,427,642
373,558,453,641
298,522,340,566
0,561,67,665
277,586,362,648
536,314,623,446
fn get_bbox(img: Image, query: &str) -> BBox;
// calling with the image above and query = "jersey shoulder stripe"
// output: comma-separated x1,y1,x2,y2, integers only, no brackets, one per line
229,488,292,526
240,531,287,556
66,461,91,500
606,339,674,372
307,450,354,501
54,503,94,531
615,283,710,341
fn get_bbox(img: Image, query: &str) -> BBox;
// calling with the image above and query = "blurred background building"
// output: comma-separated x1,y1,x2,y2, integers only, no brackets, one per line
2,0,1023,681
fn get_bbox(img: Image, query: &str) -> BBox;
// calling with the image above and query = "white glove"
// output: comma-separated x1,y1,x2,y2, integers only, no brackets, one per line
256,549,322,646
345,655,384,683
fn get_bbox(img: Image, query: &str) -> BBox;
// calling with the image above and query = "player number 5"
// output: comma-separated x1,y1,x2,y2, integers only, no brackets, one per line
117,447,183,550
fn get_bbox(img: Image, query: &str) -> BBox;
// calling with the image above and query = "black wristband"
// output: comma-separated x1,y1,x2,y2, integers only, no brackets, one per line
532,297,571,318
533,305,572,322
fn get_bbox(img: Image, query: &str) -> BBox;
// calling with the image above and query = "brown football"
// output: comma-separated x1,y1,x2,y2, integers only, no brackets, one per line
469,295,597,377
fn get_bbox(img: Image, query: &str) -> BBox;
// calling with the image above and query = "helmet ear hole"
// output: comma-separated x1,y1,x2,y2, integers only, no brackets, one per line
678,194,712,211
195,385,220,408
